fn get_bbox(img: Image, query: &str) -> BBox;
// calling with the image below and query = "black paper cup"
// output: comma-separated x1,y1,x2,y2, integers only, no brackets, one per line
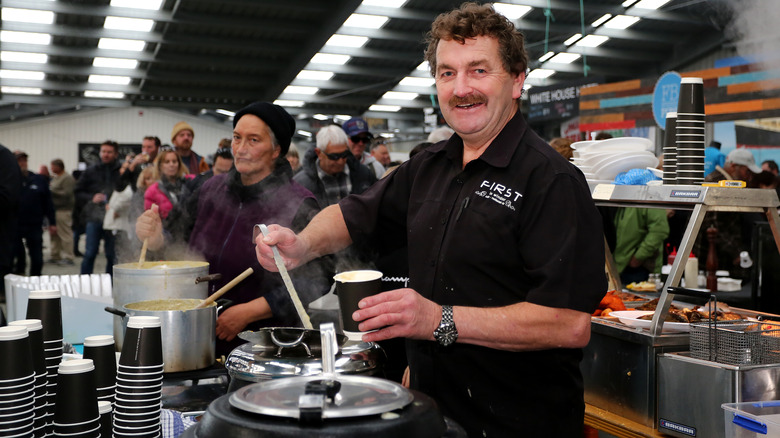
0,421,34,437
334,270,383,333
676,112,705,120
0,381,35,399
83,335,117,393
115,386,162,397
54,359,98,425
663,112,677,148
53,417,100,436
0,327,35,382
98,401,112,438
119,317,163,367
8,321,46,383
0,409,34,424
114,396,161,408
677,77,705,114
25,290,63,343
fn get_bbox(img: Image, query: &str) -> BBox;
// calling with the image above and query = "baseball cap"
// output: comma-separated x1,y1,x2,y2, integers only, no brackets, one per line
342,117,373,138
726,148,761,174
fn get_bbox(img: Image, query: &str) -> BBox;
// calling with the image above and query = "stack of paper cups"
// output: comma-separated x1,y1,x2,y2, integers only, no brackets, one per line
675,77,706,185
662,112,678,184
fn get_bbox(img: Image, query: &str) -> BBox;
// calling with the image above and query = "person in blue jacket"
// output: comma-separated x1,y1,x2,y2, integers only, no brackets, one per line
13,150,56,277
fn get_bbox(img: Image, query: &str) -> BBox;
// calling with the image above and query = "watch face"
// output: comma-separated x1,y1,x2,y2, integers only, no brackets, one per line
435,324,457,346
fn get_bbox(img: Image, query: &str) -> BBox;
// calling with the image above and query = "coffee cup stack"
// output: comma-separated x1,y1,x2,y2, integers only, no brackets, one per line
53,359,100,438
25,290,64,435
114,316,164,438
8,320,48,438
83,335,117,405
0,326,36,438
662,112,678,184
97,401,112,438
675,77,706,185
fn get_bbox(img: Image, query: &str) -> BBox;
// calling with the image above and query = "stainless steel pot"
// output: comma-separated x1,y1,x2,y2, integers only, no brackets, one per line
106,298,223,373
112,261,210,349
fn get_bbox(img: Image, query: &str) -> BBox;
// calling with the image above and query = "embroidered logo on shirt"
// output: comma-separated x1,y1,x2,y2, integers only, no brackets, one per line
475,180,522,211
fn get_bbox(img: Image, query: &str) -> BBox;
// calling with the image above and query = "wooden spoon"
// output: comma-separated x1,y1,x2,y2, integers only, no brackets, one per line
138,238,149,268
194,267,254,309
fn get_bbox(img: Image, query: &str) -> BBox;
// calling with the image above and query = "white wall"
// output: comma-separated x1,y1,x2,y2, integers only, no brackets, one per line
0,106,233,173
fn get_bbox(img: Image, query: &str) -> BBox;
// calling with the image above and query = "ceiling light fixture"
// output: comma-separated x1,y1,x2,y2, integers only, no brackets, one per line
591,14,612,27
103,16,155,32
98,38,146,51
1,51,48,64
0,69,45,80
283,86,319,95
382,91,418,100
109,0,163,10
548,53,581,64
632,0,672,9
539,51,555,62
399,76,435,87
575,35,610,48
88,74,132,85
563,34,582,46
416,61,430,72
361,0,407,7
296,130,313,137
310,53,351,65
297,70,335,81
526,69,555,79
622,0,640,6
0,31,52,45
1,86,43,95
492,3,532,20
312,114,329,120
1,8,54,24
343,14,389,29
216,109,235,117
274,100,305,107
368,104,401,112
93,57,139,69
326,34,369,48
85,90,125,99
603,15,641,29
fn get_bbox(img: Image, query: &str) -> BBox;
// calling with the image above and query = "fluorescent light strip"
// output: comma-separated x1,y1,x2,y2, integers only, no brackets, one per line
296,70,334,81
283,86,319,95
492,3,532,20
563,34,582,46
1,8,54,24
274,100,305,107
591,14,612,27
548,53,581,64
0,31,52,45
216,109,235,117
539,51,554,62
416,61,430,72
85,90,125,99
526,69,555,79
622,0,640,6
1,51,48,64
93,57,139,69
104,16,155,32
312,114,329,121
310,53,351,65
98,38,146,52
0,69,45,80
603,15,641,29
361,0,407,7
399,76,435,87
1,86,42,95
382,91,418,100
368,104,401,112
297,130,312,137
109,0,163,10
343,14,389,29
326,34,369,48
575,35,610,48
88,74,132,85
632,0,672,9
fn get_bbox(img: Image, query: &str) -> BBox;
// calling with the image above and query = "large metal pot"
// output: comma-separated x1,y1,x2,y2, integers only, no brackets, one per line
106,298,221,373
112,261,211,349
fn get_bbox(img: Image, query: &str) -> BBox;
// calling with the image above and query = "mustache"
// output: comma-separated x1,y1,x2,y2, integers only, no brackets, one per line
449,94,486,107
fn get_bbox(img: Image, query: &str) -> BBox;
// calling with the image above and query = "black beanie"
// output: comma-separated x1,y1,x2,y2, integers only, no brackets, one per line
233,102,295,155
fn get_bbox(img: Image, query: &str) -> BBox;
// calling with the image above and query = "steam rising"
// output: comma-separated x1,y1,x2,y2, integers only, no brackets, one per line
727,0,780,66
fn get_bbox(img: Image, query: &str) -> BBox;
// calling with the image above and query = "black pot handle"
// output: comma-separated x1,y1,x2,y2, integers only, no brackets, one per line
104,306,127,318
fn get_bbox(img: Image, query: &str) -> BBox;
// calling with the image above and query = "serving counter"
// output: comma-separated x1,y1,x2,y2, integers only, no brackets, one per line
583,184,780,433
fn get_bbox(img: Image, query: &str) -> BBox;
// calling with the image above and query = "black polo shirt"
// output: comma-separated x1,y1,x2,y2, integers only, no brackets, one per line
340,110,606,437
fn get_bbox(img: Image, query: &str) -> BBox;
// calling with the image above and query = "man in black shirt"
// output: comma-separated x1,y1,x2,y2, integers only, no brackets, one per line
255,4,605,437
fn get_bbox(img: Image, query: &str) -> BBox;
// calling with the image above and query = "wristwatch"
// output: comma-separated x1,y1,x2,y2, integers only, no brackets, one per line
433,305,458,346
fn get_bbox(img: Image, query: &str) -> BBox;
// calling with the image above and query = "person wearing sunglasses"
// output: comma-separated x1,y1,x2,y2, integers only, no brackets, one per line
293,124,377,209
342,117,385,179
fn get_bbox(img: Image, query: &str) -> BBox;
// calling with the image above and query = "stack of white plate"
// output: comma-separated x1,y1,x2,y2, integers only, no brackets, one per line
571,137,658,183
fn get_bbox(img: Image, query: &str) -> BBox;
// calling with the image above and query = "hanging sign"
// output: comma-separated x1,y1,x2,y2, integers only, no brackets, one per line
652,71,682,129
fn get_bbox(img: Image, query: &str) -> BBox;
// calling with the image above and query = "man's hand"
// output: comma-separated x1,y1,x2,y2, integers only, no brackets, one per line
254,224,310,272
135,204,163,250
130,153,149,170
92,193,107,204
216,303,254,342
352,288,441,343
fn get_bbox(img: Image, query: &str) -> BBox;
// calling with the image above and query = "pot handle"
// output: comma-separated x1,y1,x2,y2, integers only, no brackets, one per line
195,273,222,284
215,299,233,315
104,306,127,318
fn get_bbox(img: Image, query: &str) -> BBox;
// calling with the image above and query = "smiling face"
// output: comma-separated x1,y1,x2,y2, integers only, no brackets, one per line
232,114,280,185
435,36,524,149
316,142,350,176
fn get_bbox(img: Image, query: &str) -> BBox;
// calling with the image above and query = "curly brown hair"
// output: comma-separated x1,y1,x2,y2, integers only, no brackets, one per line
424,2,528,78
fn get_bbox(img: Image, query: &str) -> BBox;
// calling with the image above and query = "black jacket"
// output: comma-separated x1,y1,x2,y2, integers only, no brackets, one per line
0,145,22,291
293,148,377,209
74,160,121,223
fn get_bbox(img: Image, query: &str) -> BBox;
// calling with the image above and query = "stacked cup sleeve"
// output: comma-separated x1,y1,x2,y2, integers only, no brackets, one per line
676,77,706,185
25,289,63,436
54,359,100,438
0,326,36,438
114,316,164,438
8,320,47,438
83,335,117,405
662,112,678,185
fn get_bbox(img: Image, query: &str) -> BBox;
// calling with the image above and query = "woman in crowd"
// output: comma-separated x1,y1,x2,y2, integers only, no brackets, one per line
144,147,192,220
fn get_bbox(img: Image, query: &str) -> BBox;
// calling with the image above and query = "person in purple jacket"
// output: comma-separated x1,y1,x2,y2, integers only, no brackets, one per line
136,102,329,355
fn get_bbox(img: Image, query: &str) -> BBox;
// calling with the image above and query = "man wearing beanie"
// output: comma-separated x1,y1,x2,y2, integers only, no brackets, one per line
137,102,329,355
171,121,209,175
